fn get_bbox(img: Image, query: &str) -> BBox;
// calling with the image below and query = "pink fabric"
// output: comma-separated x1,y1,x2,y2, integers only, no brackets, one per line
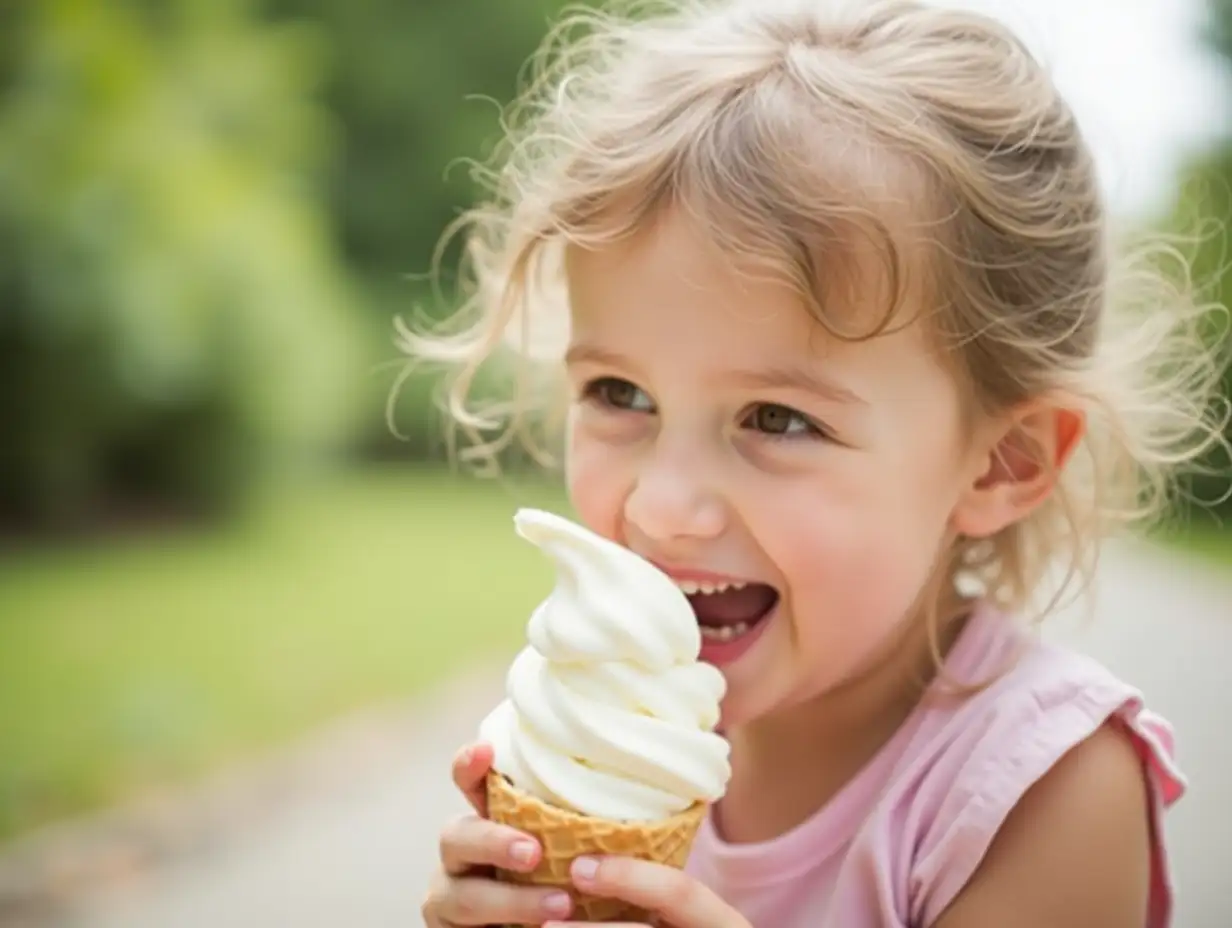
686,603,1185,927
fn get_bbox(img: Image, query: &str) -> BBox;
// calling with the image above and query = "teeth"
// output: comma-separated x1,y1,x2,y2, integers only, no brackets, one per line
699,621,751,641
677,580,748,596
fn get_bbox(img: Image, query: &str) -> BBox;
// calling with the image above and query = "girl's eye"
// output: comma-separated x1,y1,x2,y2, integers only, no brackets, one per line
743,403,825,438
583,377,655,412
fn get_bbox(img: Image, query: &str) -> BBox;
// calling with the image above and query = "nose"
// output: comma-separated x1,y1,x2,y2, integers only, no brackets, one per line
623,443,727,547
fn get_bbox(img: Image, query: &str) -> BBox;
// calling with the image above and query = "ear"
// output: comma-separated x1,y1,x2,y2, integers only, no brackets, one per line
951,401,1085,540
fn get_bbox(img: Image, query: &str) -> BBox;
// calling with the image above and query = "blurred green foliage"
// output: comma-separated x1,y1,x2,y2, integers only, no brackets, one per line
0,0,366,528
1168,0,1232,520
1168,165,1232,521
260,0,572,456
262,0,565,301
0,0,575,531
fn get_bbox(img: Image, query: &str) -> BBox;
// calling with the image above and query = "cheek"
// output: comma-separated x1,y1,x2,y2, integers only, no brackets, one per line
565,426,628,538
764,461,958,665
773,500,926,630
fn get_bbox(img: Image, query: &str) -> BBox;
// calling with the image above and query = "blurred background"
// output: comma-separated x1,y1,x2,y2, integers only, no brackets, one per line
0,1,1229,926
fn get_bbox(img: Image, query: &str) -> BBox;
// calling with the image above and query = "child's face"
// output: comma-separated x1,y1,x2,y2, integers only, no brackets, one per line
561,208,987,727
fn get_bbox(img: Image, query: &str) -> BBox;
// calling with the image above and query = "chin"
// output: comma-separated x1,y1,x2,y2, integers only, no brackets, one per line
714,685,778,732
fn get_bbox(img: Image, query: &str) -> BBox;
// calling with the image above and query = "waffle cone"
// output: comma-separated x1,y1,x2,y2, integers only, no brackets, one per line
485,771,706,926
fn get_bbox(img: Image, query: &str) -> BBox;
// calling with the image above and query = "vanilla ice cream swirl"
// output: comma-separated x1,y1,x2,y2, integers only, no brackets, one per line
479,508,731,821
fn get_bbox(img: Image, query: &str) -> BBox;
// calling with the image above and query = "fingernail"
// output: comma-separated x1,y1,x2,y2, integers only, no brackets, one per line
510,840,537,865
458,746,473,766
571,856,599,883
542,891,572,917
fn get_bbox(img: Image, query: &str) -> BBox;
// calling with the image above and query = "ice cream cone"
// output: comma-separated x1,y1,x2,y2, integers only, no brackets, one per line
486,771,706,926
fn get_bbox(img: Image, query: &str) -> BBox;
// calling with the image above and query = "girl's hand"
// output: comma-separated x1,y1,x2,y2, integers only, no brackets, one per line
545,855,751,928
421,742,576,926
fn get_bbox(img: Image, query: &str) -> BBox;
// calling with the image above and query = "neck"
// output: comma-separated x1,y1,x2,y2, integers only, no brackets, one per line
715,606,970,845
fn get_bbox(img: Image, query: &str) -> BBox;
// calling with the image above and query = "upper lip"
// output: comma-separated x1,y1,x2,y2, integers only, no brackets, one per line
649,562,766,587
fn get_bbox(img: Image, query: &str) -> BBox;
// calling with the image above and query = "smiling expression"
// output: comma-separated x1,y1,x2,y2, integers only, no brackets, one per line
561,207,987,727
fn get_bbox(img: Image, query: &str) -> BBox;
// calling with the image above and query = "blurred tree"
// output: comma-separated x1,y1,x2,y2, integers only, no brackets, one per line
0,0,366,529
1167,0,1232,520
260,0,573,456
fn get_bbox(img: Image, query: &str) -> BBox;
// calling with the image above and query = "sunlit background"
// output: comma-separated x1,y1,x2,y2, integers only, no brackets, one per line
0,1,1229,926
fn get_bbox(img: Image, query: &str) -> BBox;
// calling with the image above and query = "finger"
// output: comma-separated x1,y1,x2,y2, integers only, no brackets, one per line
440,813,543,876
570,856,738,927
451,742,494,814
435,875,574,926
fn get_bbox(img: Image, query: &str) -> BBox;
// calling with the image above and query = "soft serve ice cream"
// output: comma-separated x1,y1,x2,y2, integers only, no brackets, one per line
479,508,731,822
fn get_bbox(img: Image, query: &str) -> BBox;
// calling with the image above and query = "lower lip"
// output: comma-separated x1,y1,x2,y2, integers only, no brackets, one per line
698,603,776,667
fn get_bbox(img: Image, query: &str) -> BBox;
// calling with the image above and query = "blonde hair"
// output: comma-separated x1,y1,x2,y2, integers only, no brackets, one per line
397,0,1228,626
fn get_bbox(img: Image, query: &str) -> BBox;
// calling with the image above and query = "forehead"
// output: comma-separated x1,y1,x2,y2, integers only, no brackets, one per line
563,207,942,385
566,219,812,351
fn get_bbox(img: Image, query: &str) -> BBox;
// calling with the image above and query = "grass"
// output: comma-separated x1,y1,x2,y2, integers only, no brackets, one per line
0,466,570,844
1160,519,1232,568
1149,498,1232,567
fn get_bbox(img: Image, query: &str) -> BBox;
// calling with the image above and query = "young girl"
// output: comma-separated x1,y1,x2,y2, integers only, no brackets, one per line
414,1,1225,925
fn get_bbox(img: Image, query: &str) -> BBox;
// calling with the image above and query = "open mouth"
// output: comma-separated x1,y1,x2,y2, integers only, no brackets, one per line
678,580,780,643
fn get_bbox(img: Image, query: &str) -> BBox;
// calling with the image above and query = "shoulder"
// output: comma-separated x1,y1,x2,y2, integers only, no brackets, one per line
932,721,1151,928
900,609,1184,926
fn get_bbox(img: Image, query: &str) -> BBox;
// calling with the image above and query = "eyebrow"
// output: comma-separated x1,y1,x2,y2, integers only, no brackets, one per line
729,366,866,407
564,344,866,407
564,344,631,371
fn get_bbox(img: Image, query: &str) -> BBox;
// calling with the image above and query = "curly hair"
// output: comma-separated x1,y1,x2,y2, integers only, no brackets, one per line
397,0,1228,630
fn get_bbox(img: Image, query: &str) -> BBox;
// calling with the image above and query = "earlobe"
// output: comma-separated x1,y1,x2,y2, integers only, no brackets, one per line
952,404,1085,539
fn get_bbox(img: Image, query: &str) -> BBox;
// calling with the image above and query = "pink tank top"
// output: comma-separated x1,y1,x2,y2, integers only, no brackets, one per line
686,602,1184,927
